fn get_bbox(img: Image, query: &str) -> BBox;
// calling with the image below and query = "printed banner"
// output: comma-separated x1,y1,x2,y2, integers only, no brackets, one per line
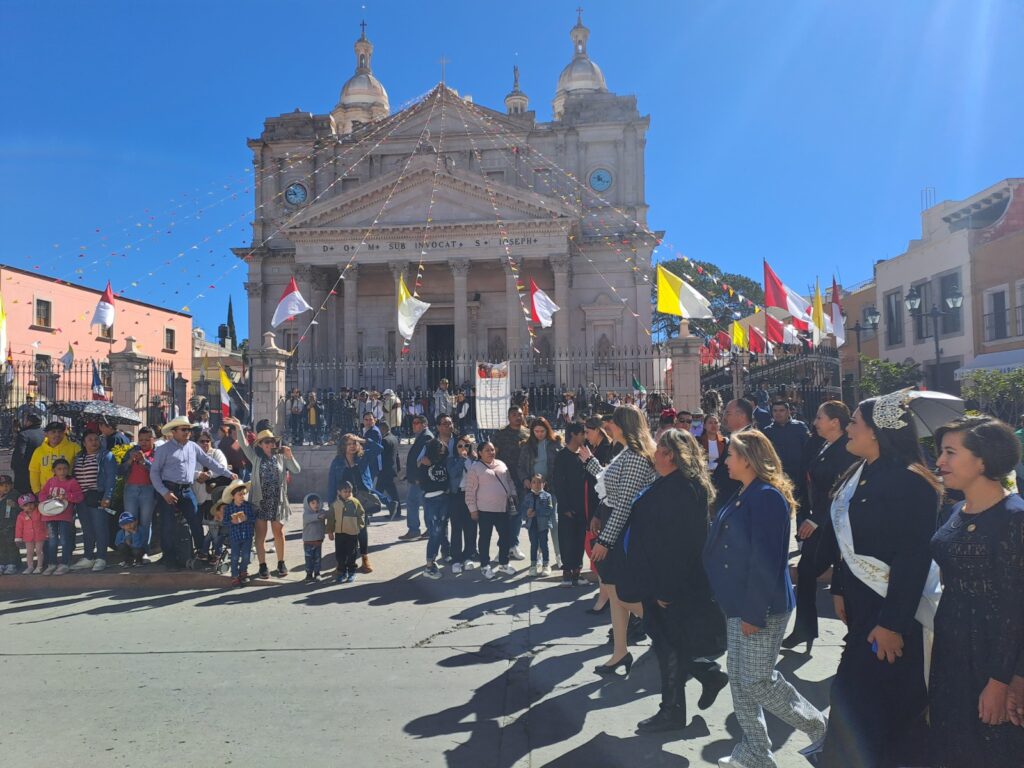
475,361,510,430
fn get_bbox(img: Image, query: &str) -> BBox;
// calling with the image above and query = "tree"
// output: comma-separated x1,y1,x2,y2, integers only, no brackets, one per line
651,258,764,341
960,368,1024,423
858,357,922,398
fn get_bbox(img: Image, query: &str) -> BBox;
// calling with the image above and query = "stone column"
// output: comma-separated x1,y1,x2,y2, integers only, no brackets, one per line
108,336,154,430
450,258,470,383
325,267,340,368
244,279,264,356
666,320,702,412
295,265,316,392
549,255,571,353
248,331,290,436
503,260,521,356
342,264,359,389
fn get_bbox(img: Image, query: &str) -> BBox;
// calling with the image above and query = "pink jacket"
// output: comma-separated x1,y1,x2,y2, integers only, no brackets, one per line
15,509,47,543
38,477,84,523
464,459,516,514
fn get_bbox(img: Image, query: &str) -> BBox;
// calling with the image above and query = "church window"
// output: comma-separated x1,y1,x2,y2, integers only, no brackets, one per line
359,54,366,68
34,299,52,329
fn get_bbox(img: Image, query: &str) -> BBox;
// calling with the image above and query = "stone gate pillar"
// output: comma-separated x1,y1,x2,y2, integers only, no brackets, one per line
249,331,290,434
666,320,702,412
108,337,153,431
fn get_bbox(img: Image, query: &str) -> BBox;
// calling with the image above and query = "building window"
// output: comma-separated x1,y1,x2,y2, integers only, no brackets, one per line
341,177,359,193
984,288,1009,342
860,305,877,340
1017,281,1024,336
939,272,962,334
34,299,52,329
34,354,52,372
884,290,904,347
98,324,114,340
387,331,397,363
913,281,933,342
163,328,176,351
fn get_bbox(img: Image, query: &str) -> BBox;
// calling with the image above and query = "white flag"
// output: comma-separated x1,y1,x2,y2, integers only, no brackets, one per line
529,279,560,328
91,282,116,329
271,276,314,328
398,275,430,340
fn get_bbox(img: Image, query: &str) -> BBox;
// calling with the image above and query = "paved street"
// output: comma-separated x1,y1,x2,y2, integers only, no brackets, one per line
0,508,843,768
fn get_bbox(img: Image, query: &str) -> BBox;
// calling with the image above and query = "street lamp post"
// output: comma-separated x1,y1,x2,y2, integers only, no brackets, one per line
845,305,880,400
905,285,964,391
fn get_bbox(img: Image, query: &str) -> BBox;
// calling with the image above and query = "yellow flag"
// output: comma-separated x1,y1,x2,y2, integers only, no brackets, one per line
0,292,6,362
812,278,826,333
656,265,713,319
397,275,430,340
731,320,747,350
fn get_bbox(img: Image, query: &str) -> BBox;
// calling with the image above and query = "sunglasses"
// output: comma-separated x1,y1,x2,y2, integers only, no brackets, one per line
457,442,471,448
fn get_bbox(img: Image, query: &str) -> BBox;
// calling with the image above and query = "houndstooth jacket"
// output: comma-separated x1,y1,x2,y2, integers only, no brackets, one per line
585,449,656,549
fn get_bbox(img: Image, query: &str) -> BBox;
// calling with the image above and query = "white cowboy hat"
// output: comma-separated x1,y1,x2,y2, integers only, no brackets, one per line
221,479,251,503
161,416,195,435
39,498,68,517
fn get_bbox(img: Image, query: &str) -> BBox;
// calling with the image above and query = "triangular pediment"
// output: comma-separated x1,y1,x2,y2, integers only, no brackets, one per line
286,153,577,234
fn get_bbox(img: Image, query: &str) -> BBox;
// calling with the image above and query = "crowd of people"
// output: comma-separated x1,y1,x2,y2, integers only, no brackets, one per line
3,382,1023,768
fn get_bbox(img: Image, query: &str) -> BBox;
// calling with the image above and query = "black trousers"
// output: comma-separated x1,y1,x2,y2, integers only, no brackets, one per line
377,472,399,512
477,511,510,567
643,599,722,717
358,525,368,557
336,533,359,573
449,491,478,563
557,511,587,571
792,526,834,639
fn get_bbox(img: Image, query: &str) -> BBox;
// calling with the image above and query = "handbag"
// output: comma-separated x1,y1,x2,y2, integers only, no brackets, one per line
490,470,518,516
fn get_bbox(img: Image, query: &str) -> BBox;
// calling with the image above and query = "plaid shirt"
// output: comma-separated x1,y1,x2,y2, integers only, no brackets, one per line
586,449,655,549
224,501,255,543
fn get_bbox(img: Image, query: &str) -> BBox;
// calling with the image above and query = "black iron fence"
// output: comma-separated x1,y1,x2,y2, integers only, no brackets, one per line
701,346,843,423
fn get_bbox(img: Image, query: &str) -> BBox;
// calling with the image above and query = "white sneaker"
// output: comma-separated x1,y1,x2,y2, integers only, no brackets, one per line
497,564,516,576
541,565,551,577
482,565,496,580
22,566,33,575
54,564,70,575
4,564,18,575
91,559,107,572
462,561,477,571
451,562,463,575
529,564,538,576
509,547,526,561
33,566,44,575
71,558,95,571
43,565,57,576
718,757,754,768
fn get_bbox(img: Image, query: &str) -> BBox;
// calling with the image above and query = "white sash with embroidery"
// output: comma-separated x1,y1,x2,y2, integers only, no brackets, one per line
830,462,942,685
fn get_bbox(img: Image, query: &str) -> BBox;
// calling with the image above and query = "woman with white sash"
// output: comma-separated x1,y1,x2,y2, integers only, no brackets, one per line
819,392,942,768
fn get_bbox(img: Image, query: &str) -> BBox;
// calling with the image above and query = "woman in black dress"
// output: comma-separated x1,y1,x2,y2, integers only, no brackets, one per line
783,400,857,652
930,416,1024,766
623,428,728,732
819,392,942,768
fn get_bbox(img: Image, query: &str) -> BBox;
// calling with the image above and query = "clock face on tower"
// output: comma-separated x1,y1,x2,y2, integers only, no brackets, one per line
284,182,308,205
589,168,613,192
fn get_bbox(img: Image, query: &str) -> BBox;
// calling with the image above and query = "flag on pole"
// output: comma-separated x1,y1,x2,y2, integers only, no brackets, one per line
783,323,801,345
218,366,249,418
656,265,714,319
529,278,560,328
631,375,647,394
271,277,314,328
91,360,106,400
91,282,116,329
749,325,768,354
765,313,785,344
763,261,812,323
730,321,747,350
0,292,7,365
397,274,430,340
59,343,75,371
831,277,846,347
3,345,12,386
715,330,732,351
812,279,826,346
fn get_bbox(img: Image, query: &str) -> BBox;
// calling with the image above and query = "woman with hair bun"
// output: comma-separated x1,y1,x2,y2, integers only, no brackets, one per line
929,415,1024,766
819,392,943,767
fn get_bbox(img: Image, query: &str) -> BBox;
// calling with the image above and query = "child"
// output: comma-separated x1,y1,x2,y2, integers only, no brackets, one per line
302,493,327,584
327,482,365,583
0,474,22,574
202,495,229,564
114,512,146,566
14,494,47,574
521,474,556,577
222,481,255,587
38,457,84,575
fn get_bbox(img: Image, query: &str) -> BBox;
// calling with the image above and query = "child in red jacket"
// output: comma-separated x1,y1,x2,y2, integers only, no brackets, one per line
14,493,47,574
38,458,84,575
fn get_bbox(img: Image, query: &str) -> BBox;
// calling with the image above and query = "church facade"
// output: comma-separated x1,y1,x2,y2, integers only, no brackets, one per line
238,13,658,390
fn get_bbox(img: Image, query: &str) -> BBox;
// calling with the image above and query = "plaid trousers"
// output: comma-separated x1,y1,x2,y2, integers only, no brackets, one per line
726,613,827,768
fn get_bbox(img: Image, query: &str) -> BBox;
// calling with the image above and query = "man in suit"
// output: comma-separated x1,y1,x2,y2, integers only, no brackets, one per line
377,421,401,520
710,398,757,509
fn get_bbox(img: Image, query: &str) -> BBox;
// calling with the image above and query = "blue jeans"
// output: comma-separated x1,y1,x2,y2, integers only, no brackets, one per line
156,486,202,557
46,520,75,566
527,518,550,564
230,537,252,578
507,507,523,553
406,483,424,534
424,494,451,563
303,542,322,575
123,484,157,553
78,504,110,560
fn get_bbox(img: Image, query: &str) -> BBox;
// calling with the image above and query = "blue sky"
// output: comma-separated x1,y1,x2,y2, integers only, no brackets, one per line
2,0,1022,337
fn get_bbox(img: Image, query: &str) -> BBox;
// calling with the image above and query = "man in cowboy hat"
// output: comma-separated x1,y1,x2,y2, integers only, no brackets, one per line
150,416,235,568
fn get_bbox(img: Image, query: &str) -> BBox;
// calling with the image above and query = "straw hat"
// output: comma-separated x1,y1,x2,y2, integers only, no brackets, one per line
254,429,279,444
161,416,195,435
221,479,251,502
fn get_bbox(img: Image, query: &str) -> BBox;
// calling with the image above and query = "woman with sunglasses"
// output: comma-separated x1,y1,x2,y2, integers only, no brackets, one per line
447,437,478,573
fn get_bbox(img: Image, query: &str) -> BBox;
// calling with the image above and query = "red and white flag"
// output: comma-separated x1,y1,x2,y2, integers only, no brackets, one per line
784,323,802,345
749,325,768,354
530,279,560,328
91,281,116,329
831,277,846,347
763,261,812,324
271,277,313,328
765,313,785,344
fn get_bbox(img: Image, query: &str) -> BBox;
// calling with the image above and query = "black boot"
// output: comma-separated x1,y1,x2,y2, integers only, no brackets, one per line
637,705,687,733
627,614,647,644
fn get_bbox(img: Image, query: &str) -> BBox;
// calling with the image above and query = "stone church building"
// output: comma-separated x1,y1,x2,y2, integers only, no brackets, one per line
238,12,658,389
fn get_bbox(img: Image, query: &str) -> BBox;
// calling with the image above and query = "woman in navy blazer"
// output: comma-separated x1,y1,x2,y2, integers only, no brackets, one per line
703,430,826,768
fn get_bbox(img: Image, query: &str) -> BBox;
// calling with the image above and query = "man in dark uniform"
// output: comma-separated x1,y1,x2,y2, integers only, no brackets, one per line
398,415,433,540
711,398,758,509
11,411,45,495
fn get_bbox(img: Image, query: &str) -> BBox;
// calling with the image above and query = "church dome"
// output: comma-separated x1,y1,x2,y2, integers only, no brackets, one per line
332,22,390,135
552,11,607,119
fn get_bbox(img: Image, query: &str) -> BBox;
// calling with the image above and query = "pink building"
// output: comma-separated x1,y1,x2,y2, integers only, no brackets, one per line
1,264,192,407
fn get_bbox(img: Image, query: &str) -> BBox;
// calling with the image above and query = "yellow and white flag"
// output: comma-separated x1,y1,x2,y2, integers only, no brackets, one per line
656,265,713,319
398,275,430,340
